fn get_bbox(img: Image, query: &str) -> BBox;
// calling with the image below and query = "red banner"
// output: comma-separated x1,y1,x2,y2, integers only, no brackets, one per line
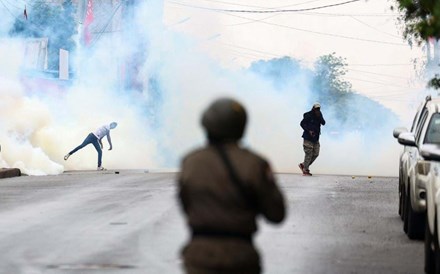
83,0,94,45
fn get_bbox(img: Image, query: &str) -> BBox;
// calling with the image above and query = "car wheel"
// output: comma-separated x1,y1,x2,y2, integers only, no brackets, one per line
407,192,425,240
399,180,404,220
399,179,402,217
434,224,440,274
425,216,435,274
403,188,409,233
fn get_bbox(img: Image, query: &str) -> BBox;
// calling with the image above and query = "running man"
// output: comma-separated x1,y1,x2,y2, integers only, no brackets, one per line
299,103,325,176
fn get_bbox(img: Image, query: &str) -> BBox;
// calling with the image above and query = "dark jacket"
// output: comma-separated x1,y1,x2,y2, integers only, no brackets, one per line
178,143,286,272
300,110,326,143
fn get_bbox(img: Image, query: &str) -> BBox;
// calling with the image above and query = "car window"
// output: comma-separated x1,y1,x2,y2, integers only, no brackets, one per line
424,113,440,144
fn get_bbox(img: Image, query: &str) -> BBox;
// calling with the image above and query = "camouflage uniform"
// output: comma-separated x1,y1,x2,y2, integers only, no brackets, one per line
178,143,286,274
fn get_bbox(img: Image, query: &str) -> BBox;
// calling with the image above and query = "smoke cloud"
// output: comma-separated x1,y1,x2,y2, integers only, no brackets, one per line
0,1,403,176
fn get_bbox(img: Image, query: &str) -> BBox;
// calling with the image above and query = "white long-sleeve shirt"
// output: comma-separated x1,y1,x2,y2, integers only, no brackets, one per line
93,124,110,140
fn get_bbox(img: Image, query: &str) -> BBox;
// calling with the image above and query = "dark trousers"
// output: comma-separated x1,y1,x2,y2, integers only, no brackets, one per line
69,133,102,167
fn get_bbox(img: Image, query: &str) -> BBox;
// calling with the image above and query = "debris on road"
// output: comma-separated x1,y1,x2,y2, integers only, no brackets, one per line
0,168,21,179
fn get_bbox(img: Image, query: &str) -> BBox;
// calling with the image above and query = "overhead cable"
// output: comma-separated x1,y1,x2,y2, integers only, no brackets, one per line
170,2,407,46
222,12,406,46
188,0,330,10
168,0,361,13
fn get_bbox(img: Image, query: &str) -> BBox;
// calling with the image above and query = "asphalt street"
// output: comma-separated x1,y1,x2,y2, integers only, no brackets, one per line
0,171,423,274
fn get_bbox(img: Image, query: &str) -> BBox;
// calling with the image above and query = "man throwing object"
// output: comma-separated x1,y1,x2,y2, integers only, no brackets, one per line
64,122,117,170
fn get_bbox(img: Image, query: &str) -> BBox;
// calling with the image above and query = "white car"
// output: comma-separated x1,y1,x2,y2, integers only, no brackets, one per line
394,96,440,239
418,145,440,273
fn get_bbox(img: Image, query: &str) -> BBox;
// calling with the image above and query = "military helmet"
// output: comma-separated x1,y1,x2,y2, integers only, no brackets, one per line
201,98,247,141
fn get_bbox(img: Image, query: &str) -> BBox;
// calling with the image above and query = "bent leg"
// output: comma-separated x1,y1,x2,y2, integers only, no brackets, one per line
308,142,321,167
69,133,94,155
303,140,315,171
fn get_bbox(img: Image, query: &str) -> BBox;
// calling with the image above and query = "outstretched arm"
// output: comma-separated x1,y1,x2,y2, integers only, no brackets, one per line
106,133,113,151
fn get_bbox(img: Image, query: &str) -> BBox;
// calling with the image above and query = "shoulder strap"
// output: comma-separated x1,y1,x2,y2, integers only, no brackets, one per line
214,145,256,209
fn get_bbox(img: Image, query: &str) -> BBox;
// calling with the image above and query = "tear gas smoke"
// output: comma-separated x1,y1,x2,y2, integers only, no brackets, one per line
0,1,402,176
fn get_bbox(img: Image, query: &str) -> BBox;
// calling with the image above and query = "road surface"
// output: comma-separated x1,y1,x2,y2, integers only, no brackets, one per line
0,171,423,273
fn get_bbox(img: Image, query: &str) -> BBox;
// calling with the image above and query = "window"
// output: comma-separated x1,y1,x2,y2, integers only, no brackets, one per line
424,113,440,144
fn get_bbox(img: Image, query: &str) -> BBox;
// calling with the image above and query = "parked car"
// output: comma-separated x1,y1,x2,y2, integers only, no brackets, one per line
418,145,440,273
393,96,440,239
393,96,427,219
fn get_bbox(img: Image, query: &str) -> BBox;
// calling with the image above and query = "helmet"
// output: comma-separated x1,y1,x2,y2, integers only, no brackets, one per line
201,98,247,141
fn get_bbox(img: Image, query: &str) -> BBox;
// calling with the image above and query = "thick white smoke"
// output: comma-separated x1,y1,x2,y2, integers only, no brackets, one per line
0,1,402,176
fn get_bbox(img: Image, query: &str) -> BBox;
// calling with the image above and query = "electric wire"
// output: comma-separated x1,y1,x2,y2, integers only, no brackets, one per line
187,0,329,10
349,15,402,39
0,0,45,32
89,1,122,48
214,41,417,94
0,0,19,17
3,0,22,10
169,2,407,46
347,63,412,66
344,76,409,88
168,0,361,13
294,11,396,17
347,68,408,80
226,12,405,46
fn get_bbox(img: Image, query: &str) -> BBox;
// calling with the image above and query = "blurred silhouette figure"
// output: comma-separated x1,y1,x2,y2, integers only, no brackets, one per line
178,98,286,274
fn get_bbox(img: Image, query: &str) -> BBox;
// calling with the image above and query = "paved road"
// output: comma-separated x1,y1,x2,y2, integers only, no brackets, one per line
0,171,423,274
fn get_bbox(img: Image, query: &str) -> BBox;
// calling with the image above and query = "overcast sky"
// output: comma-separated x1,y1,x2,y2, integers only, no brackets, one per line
163,0,429,120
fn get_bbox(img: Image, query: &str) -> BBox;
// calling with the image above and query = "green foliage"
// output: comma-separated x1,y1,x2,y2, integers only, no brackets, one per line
312,53,352,124
249,56,305,89
312,53,399,132
393,0,440,89
428,74,440,89
392,0,440,46
249,54,399,134
9,0,77,71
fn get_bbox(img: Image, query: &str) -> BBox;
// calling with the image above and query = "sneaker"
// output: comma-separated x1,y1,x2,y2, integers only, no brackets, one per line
64,154,70,161
303,170,312,176
298,163,305,173
97,166,106,171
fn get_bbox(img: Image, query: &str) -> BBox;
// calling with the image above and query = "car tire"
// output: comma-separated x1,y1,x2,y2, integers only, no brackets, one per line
399,178,402,217
425,217,435,274
403,188,409,233
399,179,404,220
435,225,440,274
407,192,425,240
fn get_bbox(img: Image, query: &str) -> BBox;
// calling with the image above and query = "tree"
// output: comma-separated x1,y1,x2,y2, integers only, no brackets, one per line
249,56,304,89
312,53,352,114
393,0,440,89
9,0,77,72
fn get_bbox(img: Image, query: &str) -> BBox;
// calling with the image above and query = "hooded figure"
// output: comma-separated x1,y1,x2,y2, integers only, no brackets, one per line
64,122,117,170
178,98,286,274
299,103,325,176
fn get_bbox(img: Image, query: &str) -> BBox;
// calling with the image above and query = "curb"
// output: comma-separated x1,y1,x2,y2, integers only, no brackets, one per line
0,168,21,179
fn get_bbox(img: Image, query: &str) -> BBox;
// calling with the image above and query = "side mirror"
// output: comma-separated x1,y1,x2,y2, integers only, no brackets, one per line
398,132,416,146
393,127,408,139
420,144,440,162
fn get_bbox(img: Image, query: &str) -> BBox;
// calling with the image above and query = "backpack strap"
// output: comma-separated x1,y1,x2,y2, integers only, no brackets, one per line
214,145,257,209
